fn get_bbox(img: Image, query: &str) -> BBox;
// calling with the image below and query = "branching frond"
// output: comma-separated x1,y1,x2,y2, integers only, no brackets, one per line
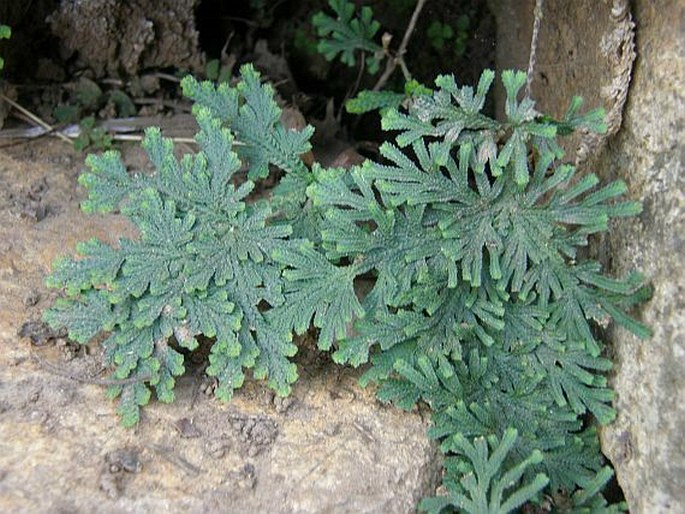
182,64,314,181
420,428,549,514
312,0,383,73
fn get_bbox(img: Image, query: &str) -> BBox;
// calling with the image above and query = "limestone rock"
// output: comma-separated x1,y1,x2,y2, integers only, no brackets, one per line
594,2,685,512
0,141,441,513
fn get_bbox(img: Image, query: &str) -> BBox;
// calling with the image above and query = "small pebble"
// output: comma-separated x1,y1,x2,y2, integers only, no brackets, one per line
23,290,41,306
174,417,202,439
206,438,228,459
324,422,341,437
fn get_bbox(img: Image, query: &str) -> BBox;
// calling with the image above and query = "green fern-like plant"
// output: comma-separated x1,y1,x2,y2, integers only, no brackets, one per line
0,24,10,71
44,62,649,511
45,65,315,426
420,428,549,514
312,0,383,74
305,69,648,508
312,0,425,115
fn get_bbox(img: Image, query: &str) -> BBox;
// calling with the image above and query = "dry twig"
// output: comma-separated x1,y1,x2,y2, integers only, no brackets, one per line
525,0,545,99
0,93,72,144
372,0,428,91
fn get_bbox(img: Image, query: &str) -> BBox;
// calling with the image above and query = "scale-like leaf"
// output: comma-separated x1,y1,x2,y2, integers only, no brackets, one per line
45,238,125,294
79,150,139,213
43,290,120,343
206,331,256,401
346,90,405,114
534,337,615,424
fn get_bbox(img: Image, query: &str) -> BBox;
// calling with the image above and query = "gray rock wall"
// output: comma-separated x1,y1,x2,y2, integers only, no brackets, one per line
594,2,685,512
489,1,685,512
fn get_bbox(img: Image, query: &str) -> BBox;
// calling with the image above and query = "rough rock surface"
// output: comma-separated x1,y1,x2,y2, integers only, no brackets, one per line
488,0,635,164
593,2,685,512
48,0,204,77
490,1,685,512
0,140,441,513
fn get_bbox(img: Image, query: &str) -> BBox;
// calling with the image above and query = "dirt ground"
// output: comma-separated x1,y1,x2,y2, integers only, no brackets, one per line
0,138,440,513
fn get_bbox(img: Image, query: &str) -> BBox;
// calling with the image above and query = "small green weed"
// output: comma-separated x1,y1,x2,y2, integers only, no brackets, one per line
0,24,11,71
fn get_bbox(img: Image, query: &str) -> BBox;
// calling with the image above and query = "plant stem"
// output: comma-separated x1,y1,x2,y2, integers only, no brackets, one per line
525,0,544,99
372,0,428,91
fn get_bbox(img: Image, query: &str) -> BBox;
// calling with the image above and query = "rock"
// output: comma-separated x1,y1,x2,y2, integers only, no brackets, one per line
488,0,635,164
48,0,204,77
593,2,685,512
489,1,685,512
0,139,441,513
